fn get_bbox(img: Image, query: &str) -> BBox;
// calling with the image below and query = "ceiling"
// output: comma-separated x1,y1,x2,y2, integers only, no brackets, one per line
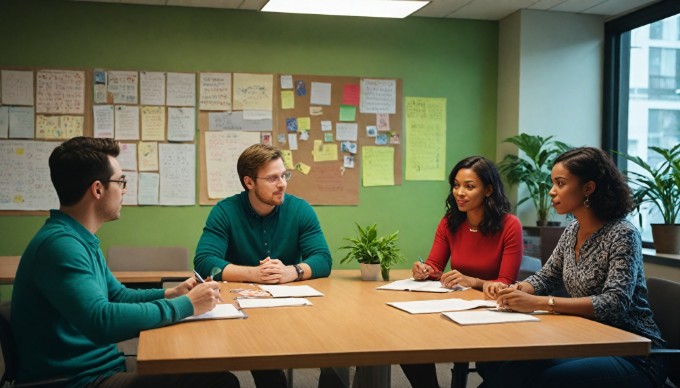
74,0,659,20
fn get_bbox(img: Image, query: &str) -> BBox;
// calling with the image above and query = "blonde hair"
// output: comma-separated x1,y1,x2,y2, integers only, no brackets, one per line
237,144,283,190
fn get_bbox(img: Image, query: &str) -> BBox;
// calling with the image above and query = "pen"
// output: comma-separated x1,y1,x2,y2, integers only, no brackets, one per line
418,256,429,278
194,269,224,302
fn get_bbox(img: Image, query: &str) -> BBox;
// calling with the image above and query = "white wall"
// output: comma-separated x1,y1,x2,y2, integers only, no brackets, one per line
497,9,604,225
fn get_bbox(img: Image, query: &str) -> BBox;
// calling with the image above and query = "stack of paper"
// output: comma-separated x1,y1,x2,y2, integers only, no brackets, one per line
237,297,313,309
259,284,324,297
442,310,540,325
377,278,466,293
182,303,246,321
387,298,497,314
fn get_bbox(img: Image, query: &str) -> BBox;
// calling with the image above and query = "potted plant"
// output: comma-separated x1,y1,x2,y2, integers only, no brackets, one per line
498,134,572,226
617,144,680,254
339,223,405,281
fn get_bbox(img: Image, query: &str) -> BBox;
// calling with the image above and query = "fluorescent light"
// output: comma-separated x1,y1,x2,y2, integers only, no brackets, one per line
262,0,429,18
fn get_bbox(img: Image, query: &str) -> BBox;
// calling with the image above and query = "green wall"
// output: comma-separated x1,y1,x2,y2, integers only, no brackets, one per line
0,1,499,278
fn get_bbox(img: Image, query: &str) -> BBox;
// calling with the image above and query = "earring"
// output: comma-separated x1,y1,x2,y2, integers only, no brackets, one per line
584,195,591,208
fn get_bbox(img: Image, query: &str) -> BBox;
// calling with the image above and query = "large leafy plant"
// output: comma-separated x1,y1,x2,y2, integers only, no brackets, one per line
617,144,680,224
498,134,571,225
339,223,405,279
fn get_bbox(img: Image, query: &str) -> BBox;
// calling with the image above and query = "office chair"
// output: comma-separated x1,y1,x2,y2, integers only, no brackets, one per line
646,277,680,387
106,246,190,369
0,302,70,387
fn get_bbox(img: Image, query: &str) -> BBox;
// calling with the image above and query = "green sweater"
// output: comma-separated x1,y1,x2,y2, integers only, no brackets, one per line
194,192,332,279
11,210,194,387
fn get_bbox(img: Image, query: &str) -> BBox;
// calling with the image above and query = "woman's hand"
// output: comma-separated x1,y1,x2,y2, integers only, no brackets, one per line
495,288,540,313
412,261,432,280
440,269,477,288
483,281,508,300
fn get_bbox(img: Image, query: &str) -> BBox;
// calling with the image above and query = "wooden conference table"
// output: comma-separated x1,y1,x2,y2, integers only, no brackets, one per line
137,270,651,385
0,256,191,286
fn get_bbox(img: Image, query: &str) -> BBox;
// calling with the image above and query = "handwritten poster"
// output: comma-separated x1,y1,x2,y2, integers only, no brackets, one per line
93,104,114,138
118,142,138,171
205,130,260,199
1,70,34,106
141,106,165,141
167,107,195,141
140,71,166,106
159,143,195,206
35,115,60,139
233,73,273,111
36,70,85,114
114,105,140,140
138,172,160,205
362,146,395,186
107,71,138,104
0,140,60,210
199,72,231,111
138,141,159,171
0,106,8,138
121,170,138,206
360,78,396,114
405,97,446,181
8,107,34,139
208,111,271,132
167,72,195,107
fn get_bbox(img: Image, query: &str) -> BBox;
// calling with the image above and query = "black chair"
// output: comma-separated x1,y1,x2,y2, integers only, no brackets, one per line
0,302,70,387
646,277,680,387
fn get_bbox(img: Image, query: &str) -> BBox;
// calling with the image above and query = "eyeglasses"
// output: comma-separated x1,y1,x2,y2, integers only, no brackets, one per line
102,179,127,190
254,171,292,184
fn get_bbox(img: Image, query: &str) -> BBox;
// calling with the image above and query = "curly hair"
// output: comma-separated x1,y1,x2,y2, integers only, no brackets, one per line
445,156,511,235
554,147,633,221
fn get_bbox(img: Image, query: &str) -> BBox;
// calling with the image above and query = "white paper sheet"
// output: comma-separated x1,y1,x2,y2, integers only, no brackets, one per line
259,285,324,298
387,298,497,314
377,278,465,293
236,298,312,309
442,310,540,325
183,303,246,321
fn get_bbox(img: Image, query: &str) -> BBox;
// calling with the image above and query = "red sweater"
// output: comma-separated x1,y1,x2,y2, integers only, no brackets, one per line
425,214,523,284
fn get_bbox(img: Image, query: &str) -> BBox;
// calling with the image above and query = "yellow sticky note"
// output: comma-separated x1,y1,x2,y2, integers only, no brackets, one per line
313,144,338,162
13,195,24,203
298,117,311,131
281,90,294,110
310,106,323,116
281,150,294,169
295,162,311,175
16,148,24,155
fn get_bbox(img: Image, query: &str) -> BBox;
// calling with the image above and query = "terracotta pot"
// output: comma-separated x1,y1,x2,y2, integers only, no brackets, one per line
651,224,680,255
359,263,380,281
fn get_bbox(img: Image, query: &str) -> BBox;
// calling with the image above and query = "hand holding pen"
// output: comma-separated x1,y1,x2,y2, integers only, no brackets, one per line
193,269,224,302
413,256,430,280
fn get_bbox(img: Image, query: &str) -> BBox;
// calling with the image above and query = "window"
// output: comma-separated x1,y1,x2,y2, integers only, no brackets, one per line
604,1,680,245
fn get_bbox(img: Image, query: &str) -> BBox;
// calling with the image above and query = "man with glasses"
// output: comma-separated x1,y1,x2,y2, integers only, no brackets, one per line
194,143,334,387
11,137,238,387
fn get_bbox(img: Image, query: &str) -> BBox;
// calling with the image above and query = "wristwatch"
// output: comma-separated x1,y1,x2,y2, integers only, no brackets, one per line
547,295,556,314
294,264,304,281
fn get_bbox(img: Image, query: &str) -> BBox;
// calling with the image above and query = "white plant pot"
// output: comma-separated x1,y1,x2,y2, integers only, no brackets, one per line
359,263,381,281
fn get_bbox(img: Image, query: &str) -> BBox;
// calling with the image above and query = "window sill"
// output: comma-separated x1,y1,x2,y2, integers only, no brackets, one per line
642,248,680,268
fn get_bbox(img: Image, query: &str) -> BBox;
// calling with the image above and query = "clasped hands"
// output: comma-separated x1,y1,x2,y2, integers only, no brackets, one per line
254,257,297,284
484,282,538,313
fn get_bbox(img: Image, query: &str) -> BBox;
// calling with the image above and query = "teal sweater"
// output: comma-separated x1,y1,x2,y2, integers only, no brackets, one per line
194,192,332,279
11,210,194,387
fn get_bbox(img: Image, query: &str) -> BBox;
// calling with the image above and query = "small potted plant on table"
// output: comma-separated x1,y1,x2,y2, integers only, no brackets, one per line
339,223,405,281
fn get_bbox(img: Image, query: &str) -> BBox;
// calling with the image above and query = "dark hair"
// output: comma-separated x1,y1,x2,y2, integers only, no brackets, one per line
554,147,633,221
49,137,120,206
237,144,283,190
445,156,511,235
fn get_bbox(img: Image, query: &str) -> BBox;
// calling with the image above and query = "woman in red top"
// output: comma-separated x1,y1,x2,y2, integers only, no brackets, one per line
403,155,523,388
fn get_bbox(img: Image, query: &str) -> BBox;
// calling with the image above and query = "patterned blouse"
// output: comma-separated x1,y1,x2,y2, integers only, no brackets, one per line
525,218,665,350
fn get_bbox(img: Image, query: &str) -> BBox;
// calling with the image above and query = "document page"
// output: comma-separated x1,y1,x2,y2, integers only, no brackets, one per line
377,278,466,293
387,298,497,314
259,285,324,298
182,303,246,321
237,298,312,309
442,310,540,325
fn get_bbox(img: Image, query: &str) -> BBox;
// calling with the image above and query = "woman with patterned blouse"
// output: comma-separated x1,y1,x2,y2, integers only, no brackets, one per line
479,147,667,387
